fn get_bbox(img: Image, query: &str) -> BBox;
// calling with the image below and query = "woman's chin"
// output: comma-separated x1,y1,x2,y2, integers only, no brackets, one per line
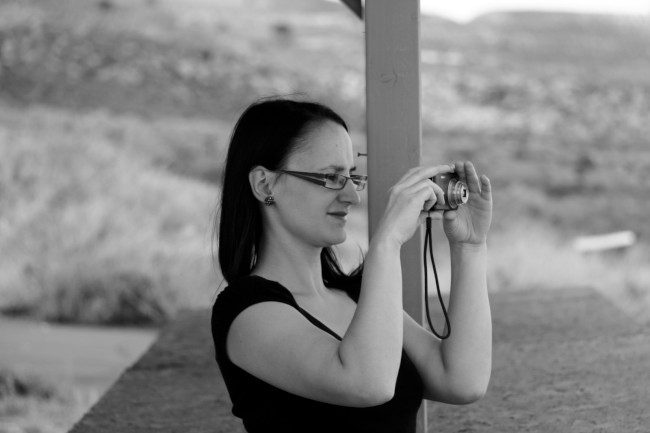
324,231,347,247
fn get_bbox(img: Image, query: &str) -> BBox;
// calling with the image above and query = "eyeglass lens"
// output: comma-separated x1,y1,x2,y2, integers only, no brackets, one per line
324,174,366,191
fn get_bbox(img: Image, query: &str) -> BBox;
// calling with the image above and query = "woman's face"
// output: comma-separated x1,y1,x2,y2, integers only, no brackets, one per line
272,120,361,248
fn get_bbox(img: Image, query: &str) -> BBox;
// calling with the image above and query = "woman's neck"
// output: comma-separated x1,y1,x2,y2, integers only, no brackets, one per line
253,235,329,298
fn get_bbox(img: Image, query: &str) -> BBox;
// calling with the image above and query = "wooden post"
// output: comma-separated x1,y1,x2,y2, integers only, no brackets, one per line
365,1,426,432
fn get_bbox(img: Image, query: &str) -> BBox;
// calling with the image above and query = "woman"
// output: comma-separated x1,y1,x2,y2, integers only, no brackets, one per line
211,98,492,433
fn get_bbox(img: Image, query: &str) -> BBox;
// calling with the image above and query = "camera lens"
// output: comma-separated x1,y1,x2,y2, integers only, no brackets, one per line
448,179,469,208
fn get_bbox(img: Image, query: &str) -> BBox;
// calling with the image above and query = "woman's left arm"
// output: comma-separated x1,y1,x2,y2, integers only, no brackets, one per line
403,160,493,404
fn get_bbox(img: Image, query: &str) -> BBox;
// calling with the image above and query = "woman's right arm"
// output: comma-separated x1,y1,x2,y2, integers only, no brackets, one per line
227,165,452,407
336,164,453,402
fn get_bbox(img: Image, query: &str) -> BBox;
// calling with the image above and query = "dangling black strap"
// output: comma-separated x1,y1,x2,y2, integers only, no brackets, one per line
424,216,451,339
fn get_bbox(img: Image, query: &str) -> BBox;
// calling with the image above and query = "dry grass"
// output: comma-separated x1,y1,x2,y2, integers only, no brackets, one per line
0,368,97,433
0,103,224,325
2,101,648,326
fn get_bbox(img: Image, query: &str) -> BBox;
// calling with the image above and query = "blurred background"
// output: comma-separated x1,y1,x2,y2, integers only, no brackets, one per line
1,0,649,431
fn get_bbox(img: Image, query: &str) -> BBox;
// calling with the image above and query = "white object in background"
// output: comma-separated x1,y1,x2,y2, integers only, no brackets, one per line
573,231,637,253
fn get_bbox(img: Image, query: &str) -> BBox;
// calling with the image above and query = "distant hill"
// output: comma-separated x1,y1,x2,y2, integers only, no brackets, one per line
464,11,650,83
2,0,649,122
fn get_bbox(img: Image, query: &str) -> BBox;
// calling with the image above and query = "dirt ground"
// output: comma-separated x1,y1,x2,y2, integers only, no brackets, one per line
427,288,650,432
69,286,650,433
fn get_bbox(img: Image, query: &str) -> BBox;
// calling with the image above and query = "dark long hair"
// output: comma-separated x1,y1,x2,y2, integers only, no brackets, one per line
213,97,362,292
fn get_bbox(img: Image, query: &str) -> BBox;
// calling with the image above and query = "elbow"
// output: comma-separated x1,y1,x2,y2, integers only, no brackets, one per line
438,372,491,405
445,362,492,405
368,384,396,406
342,373,396,407
350,381,395,407
337,355,399,407
447,377,490,405
450,386,488,405
335,347,401,407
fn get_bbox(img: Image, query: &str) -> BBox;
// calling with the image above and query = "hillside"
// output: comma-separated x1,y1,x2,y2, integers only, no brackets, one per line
4,1,650,122
1,0,650,324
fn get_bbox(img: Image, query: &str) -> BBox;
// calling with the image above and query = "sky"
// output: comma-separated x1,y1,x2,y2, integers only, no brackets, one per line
419,0,650,22
331,0,650,23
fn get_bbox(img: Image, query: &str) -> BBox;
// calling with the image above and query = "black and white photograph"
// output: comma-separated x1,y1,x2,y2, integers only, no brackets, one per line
1,1,649,432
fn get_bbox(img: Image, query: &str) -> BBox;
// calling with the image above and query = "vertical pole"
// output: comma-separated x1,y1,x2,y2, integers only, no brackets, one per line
365,1,426,432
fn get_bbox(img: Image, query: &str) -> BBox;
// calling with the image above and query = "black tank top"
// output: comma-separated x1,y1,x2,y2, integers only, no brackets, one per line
211,275,424,433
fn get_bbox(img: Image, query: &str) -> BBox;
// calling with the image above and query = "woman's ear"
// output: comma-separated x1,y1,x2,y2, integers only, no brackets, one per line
248,166,275,204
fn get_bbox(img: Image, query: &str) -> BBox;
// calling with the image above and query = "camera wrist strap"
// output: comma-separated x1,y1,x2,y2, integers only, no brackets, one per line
424,216,451,339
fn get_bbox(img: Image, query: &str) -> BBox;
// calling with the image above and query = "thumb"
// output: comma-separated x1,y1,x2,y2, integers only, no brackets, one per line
443,210,457,220
418,211,443,225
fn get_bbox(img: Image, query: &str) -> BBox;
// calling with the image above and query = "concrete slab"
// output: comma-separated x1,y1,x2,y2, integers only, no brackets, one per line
69,287,649,433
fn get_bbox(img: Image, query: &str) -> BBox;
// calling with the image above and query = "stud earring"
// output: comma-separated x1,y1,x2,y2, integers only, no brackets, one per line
264,196,275,206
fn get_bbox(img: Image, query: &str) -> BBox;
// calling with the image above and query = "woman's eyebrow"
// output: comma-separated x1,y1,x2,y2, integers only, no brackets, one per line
319,165,357,172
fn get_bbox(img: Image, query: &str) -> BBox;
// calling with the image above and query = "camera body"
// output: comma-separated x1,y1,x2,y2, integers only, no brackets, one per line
430,173,468,210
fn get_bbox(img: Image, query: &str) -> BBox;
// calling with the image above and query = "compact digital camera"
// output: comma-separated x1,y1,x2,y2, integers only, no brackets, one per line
430,173,468,210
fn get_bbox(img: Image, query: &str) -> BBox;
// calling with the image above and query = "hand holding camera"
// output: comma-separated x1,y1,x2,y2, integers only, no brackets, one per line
374,164,453,248
374,161,491,248
436,161,492,246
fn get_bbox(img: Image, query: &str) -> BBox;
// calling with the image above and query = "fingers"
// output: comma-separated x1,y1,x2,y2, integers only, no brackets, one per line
412,178,445,210
397,164,455,190
403,179,444,210
443,210,457,220
454,160,480,194
479,174,491,200
454,161,492,201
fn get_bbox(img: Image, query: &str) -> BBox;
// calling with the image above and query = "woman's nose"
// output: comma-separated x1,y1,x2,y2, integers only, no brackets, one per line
339,179,361,205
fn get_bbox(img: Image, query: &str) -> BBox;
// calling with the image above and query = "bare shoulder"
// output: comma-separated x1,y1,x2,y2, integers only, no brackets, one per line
226,300,370,406
227,300,337,378
227,301,310,362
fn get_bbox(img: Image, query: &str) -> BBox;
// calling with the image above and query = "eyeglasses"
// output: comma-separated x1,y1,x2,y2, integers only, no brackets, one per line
278,170,368,191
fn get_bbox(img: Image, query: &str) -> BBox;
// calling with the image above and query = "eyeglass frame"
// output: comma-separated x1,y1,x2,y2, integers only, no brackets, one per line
277,170,368,191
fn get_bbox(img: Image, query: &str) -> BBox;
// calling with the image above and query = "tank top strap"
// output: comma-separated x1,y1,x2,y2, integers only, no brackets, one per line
245,276,344,341
292,304,343,341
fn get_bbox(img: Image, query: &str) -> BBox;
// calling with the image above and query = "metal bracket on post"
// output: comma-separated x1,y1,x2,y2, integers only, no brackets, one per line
340,0,363,19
